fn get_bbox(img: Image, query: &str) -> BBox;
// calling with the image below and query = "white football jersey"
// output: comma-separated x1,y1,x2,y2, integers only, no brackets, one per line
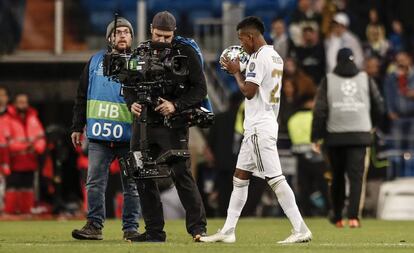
244,45,283,138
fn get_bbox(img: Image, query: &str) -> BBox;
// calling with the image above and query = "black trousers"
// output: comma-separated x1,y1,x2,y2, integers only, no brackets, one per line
296,154,329,216
6,171,34,189
131,124,207,236
325,146,369,221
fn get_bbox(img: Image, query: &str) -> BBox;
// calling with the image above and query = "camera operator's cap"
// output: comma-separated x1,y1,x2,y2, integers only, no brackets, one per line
152,11,176,31
106,17,134,38
333,12,349,27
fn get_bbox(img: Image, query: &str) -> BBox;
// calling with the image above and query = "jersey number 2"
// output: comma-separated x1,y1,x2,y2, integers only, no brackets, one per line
270,69,282,104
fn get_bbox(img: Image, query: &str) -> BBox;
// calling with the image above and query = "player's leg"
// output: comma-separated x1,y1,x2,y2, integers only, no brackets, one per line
221,168,252,234
252,133,311,243
199,169,251,243
200,137,255,243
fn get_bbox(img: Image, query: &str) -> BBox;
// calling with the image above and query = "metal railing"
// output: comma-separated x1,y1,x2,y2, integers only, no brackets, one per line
194,18,223,55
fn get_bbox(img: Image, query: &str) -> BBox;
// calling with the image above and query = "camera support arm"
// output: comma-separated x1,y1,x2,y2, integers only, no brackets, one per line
119,98,190,180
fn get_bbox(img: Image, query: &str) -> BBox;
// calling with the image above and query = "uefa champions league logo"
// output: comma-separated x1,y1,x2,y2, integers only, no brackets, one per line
340,80,357,97
220,45,250,73
333,79,364,111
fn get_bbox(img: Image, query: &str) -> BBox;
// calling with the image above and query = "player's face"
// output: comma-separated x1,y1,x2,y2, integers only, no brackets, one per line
109,26,132,52
238,30,254,55
151,28,174,43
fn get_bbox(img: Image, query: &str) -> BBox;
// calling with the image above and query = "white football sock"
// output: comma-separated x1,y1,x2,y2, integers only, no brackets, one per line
221,177,249,234
268,176,310,233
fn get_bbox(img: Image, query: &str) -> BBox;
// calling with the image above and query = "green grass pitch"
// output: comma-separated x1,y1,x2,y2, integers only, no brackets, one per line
0,218,413,253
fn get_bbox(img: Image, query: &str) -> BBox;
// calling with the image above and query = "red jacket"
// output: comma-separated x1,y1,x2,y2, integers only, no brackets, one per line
0,109,11,175
8,105,46,172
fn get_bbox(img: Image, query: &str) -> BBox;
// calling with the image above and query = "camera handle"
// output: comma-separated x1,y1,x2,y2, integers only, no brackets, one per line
138,104,149,155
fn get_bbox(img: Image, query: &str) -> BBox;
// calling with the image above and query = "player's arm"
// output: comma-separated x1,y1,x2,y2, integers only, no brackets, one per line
221,57,258,99
234,72,258,99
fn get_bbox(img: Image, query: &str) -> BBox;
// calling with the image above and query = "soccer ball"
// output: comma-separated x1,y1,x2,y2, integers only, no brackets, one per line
220,45,250,73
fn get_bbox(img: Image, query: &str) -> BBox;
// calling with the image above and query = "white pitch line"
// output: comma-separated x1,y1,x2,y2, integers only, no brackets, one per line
319,243,414,247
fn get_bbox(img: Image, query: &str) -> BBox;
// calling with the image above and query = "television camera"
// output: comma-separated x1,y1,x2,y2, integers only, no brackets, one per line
103,17,214,180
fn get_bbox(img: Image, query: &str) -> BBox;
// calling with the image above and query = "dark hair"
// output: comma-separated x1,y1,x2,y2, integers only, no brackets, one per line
302,25,315,33
271,17,284,24
237,16,265,35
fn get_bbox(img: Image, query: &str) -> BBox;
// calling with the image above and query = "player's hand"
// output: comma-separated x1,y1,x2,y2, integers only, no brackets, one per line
312,142,321,154
155,97,176,116
221,56,240,75
131,102,142,117
71,132,82,148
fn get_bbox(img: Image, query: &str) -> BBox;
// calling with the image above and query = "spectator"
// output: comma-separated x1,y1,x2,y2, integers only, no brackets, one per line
364,56,383,88
289,0,322,47
366,8,385,37
288,92,329,217
388,20,409,55
384,52,414,175
4,93,46,215
284,58,317,100
365,56,390,133
365,56,384,93
190,126,216,217
270,18,290,60
325,12,364,72
208,93,243,217
278,77,299,139
0,86,11,213
0,86,10,176
290,25,326,84
364,24,390,61
312,48,384,228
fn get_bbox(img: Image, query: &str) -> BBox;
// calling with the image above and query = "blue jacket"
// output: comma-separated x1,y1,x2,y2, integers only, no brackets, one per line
384,71,414,117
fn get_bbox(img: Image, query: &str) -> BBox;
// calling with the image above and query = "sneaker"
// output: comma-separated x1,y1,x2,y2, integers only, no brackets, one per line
128,231,166,242
335,220,345,228
123,230,140,241
72,221,103,240
277,230,312,244
199,229,236,243
348,219,361,228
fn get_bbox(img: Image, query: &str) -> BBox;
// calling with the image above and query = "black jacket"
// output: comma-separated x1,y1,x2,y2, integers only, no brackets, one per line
71,41,207,132
311,61,385,146
123,40,207,123
71,58,91,133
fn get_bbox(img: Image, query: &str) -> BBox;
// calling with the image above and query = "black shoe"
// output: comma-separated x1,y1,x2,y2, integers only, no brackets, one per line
123,230,140,241
72,221,103,240
129,231,166,242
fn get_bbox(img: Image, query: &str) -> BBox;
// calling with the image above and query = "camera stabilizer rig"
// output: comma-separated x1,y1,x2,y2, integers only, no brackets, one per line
103,14,214,179
119,101,191,180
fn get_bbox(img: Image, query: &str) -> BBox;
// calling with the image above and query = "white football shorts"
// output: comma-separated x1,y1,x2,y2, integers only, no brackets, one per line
236,133,283,178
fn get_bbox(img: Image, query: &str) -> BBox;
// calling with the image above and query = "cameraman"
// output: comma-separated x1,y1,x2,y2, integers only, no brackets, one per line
71,17,140,241
124,11,207,242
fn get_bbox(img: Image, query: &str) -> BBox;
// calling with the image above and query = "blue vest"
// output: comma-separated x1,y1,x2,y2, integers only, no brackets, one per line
86,51,132,142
